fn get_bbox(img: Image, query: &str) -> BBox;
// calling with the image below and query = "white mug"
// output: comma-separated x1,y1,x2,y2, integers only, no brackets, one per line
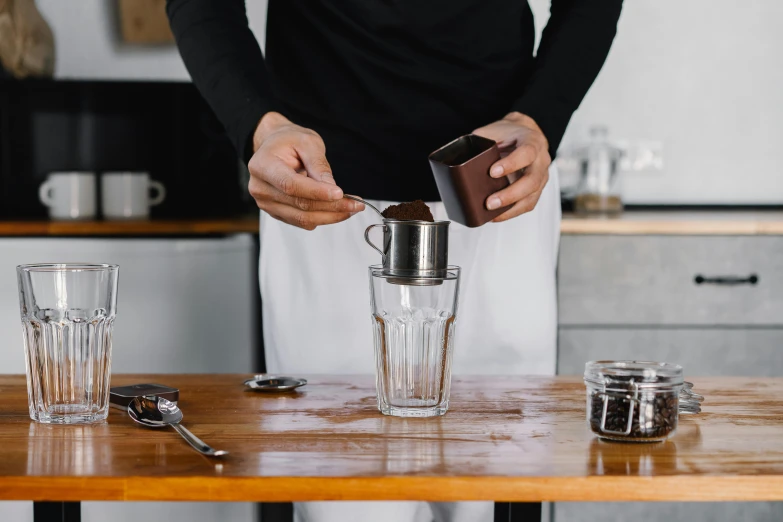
101,172,166,220
39,172,97,220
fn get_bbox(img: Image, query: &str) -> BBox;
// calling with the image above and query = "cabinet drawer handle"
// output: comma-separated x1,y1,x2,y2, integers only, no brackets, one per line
694,274,758,286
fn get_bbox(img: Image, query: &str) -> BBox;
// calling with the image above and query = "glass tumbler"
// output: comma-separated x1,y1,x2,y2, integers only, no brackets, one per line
17,264,119,424
369,265,460,417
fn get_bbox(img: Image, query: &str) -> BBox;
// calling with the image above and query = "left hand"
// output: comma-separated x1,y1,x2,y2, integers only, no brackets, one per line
473,112,551,222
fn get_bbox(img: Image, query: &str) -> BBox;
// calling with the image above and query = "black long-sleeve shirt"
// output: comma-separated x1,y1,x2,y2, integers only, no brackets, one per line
167,0,622,202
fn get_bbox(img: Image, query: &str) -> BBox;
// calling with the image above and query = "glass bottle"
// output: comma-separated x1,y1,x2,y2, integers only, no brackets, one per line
573,126,624,215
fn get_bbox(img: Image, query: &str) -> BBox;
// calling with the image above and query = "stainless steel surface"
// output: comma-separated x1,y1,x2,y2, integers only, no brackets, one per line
243,375,307,392
344,194,384,219
364,220,450,283
370,264,458,287
128,396,228,457
364,224,387,259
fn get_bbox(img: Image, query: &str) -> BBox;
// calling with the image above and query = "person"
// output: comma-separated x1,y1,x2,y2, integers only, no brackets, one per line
166,1,622,520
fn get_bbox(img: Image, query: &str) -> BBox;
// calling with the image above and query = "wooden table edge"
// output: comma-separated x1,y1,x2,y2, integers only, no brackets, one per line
0,218,260,237
3,476,783,502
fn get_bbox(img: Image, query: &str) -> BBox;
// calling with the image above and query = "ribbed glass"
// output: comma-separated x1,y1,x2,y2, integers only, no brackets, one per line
369,266,460,417
17,264,119,424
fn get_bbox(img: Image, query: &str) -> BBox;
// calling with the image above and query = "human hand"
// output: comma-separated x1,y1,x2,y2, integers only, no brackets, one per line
472,112,551,222
248,112,363,230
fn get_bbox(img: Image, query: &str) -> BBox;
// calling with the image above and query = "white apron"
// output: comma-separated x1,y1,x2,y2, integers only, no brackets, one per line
258,166,560,522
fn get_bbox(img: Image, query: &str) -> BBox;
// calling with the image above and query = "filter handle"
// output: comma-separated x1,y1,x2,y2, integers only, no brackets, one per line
364,224,388,261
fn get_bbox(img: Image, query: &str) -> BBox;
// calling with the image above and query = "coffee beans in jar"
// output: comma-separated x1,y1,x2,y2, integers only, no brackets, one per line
584,361,684,443
588,388,679,441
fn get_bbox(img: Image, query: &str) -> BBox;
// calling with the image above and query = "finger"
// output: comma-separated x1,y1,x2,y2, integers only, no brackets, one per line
491,185,545,222
263,201,354,231
252,155,343,201
489,143,538,178
486,164,549,211
249,177,364,213
294,132,336,185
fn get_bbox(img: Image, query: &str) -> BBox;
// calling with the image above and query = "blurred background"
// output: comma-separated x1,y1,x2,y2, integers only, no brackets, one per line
0,1,781,521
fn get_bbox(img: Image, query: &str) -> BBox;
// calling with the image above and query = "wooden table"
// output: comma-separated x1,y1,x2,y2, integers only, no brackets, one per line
2,375,783,522
0,218,259,237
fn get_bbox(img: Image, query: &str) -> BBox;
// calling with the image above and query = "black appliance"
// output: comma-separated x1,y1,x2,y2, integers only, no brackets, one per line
0,78,252,219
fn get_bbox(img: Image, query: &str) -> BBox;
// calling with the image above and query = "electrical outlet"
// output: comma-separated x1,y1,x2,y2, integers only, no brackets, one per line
616,140,664,173
554,138,664,198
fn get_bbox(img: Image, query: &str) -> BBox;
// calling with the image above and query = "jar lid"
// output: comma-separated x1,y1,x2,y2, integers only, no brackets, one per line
584,360,684,388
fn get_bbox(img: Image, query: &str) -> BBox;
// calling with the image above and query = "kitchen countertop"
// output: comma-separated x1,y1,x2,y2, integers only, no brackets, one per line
0,211,782,237
561,210,783,235
1,374,782,502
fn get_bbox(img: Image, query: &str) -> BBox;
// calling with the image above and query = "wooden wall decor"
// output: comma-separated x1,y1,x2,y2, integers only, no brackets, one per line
117,0,174,45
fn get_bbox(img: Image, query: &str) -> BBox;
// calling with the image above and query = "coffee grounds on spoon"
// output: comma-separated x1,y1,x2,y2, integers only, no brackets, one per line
381,200,434,222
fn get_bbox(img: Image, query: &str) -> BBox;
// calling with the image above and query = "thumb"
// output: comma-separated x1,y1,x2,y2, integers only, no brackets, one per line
303,154,335,184
297,136,337,185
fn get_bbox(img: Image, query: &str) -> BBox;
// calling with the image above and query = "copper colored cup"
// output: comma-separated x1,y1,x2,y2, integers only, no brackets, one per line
428,134,512,228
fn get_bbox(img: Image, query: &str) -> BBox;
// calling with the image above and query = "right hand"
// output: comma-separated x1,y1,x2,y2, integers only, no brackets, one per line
248,112,364,230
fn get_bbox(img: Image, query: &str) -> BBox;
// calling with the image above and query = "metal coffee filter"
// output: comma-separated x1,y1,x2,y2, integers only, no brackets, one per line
365,219,450,285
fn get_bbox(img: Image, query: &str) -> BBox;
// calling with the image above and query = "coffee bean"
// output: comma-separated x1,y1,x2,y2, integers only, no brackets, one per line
588,387,678,441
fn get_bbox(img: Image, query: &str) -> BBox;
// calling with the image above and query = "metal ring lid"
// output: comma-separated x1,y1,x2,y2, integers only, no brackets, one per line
679,381,705,414
370,264,459,286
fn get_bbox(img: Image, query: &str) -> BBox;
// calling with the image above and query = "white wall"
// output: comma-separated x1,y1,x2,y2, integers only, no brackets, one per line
37,0,270,80
38,0,188,80
37,0,783,204
530,0,783,204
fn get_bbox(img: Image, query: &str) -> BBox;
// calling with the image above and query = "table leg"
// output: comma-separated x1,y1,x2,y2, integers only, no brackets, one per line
258,502,294,522
494,502,542,522
33,501,81,522
251,234,266,374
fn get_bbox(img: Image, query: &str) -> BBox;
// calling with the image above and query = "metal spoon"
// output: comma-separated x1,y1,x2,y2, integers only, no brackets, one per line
128,395,228,457
344,194,384,219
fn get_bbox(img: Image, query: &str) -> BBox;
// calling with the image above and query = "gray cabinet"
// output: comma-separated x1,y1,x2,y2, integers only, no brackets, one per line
555,502,783,522
558,328,783,376
558,235,783,376
559,236,783,326
555,234,783,522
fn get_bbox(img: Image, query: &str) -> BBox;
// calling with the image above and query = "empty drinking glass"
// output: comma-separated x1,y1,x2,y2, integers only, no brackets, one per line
17,264,119,424
369,265,460,417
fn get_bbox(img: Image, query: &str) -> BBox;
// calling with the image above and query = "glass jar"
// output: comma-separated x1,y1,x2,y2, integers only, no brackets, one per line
584,361,684,442
573,126,624,215
369,265,460,417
